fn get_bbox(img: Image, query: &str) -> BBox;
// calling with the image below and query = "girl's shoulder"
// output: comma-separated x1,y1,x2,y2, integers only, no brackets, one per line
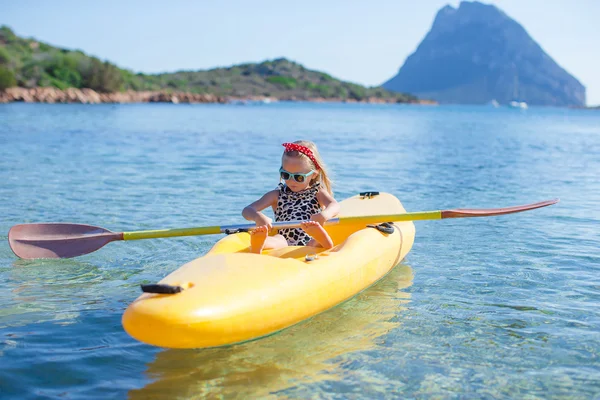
261,188,280,205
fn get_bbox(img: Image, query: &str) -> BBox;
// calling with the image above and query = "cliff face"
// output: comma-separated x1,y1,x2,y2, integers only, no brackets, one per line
383,1,586,106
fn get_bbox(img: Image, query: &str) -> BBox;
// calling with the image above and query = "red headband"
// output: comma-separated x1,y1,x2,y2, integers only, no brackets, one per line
282,142,321,170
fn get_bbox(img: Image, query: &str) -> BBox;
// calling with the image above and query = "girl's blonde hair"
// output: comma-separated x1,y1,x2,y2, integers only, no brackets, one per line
282,140,333,195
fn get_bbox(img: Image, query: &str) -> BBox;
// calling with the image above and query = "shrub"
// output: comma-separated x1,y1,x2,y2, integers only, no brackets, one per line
0,26,17,43
0,47,10,64
349,85,366,100
266,76,297,89
80,58,123,92
0,66,16,89
315,84,333,97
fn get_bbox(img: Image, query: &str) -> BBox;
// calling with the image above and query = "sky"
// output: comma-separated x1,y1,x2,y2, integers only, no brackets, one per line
3,0,600,105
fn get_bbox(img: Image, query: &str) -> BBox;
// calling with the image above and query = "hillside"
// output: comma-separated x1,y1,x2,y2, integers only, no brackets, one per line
0,26,417,103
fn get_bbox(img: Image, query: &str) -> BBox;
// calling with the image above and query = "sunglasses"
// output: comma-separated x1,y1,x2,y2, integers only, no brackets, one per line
279,167,315,183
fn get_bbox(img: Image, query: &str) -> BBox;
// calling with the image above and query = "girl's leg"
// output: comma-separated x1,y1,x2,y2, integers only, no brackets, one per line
301,221,334,249
250,227,288,254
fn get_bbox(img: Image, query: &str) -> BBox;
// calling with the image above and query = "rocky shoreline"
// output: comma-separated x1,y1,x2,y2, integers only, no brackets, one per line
0,87,436,105
0,87,226,104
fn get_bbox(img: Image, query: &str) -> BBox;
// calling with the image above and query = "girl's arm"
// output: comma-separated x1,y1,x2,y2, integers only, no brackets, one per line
312,190,340,224
242,189,279,226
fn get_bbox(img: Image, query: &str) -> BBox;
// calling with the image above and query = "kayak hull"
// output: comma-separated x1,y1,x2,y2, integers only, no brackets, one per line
122,192,415,348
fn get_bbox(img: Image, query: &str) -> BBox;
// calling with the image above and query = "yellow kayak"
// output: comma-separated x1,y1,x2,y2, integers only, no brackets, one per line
122,192,415,349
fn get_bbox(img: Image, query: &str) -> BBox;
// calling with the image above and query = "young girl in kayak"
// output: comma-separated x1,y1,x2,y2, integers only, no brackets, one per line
242,140,340,254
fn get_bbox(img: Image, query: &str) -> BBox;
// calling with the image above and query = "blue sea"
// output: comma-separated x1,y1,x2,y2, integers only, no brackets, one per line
1,102,598,399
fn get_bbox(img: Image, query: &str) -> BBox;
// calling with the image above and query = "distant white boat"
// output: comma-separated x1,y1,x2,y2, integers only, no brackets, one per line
508,101,528,109
489,99,500,108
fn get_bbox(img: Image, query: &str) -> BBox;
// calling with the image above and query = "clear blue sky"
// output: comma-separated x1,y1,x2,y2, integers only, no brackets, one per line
3,0,599,105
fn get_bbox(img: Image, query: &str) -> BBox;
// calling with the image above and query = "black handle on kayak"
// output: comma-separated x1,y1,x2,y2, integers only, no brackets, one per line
141,284,183,294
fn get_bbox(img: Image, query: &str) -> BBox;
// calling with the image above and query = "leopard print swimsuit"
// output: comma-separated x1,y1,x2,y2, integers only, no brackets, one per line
274,182,322,246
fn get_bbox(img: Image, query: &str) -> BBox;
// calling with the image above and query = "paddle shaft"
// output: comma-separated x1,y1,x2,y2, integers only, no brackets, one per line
120,210,439,240
121,198,559,241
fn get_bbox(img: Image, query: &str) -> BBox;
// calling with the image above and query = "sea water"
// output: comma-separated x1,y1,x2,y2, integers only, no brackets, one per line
1,102,598,399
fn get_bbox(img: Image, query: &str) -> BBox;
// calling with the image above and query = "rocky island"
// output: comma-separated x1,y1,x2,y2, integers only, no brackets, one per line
383,1,586,106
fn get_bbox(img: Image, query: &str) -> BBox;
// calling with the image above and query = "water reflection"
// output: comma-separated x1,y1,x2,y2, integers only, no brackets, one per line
0,257,144,329
129,264,413,399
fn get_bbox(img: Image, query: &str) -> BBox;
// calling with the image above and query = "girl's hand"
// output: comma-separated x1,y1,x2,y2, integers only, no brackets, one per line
310,213,327,225
254,213,273,230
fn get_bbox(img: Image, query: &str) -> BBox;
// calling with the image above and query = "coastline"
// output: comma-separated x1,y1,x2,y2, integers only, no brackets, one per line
0,87,437,105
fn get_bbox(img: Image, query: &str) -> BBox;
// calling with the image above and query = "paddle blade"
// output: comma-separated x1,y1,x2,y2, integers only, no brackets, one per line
441,198,559,218
8,223,123,259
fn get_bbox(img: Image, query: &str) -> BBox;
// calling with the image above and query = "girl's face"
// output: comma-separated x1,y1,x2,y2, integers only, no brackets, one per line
281,155,317,192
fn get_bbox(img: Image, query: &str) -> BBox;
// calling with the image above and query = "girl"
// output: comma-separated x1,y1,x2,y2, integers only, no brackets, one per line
242,140,340,254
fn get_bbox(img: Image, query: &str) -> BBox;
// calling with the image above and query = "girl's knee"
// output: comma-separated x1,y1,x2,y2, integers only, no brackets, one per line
265,234,288,249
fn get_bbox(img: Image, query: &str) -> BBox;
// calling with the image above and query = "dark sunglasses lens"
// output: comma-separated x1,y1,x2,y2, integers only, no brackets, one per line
281,171,291,180
294,175,305,183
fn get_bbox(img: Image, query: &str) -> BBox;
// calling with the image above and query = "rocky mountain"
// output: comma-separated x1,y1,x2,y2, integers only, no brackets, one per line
383,1,586,106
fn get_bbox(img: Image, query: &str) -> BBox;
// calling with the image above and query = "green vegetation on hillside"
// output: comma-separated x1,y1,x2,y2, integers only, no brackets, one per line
0,25,417,102
0,26,123,92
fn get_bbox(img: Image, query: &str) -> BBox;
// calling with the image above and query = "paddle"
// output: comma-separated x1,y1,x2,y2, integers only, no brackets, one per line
8,198,558,259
